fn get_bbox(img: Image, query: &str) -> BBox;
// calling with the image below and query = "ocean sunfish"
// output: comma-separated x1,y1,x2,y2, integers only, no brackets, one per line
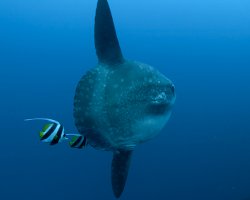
74,0,176,198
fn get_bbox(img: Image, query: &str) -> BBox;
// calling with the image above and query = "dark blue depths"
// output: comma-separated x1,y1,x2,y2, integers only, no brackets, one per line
0,0,250,199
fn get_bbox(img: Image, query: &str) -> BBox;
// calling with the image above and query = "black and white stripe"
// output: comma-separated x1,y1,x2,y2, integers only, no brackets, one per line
70,135,87,148
50,124,64,145
25,118,87,149
25,118,65,145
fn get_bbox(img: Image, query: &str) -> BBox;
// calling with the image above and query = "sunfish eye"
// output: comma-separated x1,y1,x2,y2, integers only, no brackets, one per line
170,84,175,94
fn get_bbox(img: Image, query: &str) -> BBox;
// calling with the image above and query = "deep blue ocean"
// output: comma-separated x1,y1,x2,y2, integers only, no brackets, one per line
0,0,250,199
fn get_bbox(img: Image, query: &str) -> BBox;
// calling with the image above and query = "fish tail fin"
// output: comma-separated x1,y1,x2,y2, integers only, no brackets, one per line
111,150,133,198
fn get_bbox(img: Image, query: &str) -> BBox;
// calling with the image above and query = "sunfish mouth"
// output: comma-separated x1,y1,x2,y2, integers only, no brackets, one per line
151,91,168,104
149,84,175,114
151,88,175,104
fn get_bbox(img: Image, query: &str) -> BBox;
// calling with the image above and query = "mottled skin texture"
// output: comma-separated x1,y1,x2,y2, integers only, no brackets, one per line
74,61,175,151
74,60,175,198
73,0,176,198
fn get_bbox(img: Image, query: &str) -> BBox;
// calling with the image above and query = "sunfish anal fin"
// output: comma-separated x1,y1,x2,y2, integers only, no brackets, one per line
111,150,133,198
95,0,124,65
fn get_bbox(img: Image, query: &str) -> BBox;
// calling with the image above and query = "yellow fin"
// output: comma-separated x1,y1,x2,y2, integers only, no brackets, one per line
39,131,44,138
42,123,52,132
69,136,79,146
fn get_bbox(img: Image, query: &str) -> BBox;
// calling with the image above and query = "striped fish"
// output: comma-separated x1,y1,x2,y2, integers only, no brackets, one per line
24,118,66,145
68,134,87,149
25,118,87,149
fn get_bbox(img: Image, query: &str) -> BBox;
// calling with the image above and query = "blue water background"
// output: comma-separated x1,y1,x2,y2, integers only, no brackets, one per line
0,0,250,199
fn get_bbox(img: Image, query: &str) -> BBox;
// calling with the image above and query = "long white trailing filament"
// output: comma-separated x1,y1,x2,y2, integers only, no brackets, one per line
24,118,59,124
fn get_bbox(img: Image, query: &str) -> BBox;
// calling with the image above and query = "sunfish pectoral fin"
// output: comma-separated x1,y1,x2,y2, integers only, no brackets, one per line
95,0,124,65
111,150,133,198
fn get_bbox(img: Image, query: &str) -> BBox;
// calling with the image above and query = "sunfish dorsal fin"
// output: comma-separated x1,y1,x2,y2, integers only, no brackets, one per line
95,0,124,65
111,150,133,198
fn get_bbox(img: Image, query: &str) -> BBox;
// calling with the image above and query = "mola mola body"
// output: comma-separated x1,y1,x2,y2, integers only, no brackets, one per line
73,0,176,198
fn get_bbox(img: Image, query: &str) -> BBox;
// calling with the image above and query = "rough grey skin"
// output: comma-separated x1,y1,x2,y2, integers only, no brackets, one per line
73,0,176,198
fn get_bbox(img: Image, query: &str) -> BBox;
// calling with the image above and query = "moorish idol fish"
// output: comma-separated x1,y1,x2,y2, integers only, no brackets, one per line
24,118,87,148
